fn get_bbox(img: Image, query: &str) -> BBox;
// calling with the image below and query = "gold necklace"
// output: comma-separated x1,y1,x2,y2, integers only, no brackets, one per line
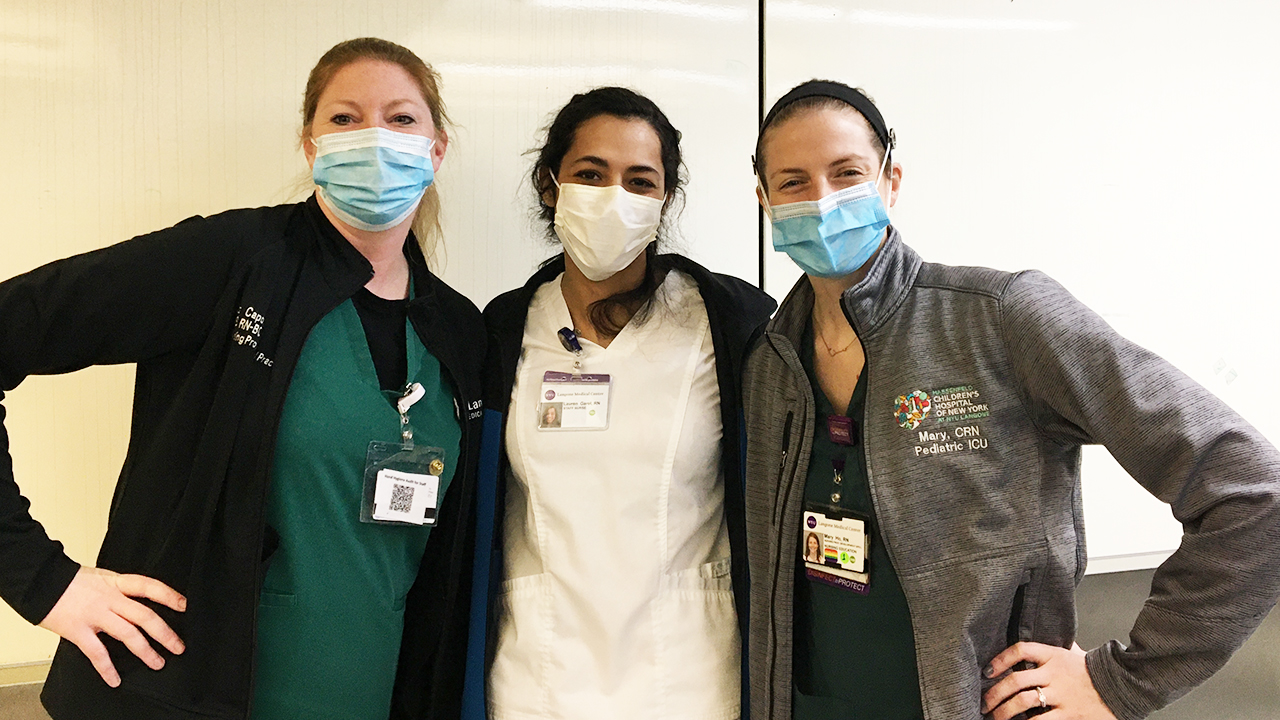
817,327,858,357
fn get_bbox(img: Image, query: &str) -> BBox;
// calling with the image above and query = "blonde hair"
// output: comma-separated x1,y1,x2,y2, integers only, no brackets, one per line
300,38,451,265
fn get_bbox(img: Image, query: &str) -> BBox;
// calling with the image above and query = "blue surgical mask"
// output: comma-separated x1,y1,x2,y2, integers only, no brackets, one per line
763,152,891,278
311,127,435,232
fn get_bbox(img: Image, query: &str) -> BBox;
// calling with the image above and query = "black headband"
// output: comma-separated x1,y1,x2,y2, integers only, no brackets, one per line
757,80,895,161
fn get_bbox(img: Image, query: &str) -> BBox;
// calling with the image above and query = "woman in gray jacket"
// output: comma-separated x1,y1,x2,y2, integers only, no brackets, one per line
742,79,1280,720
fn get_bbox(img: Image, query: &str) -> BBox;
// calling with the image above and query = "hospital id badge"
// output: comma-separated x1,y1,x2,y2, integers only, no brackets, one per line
538,371,611,431
360,441,446,526
801,504,872,594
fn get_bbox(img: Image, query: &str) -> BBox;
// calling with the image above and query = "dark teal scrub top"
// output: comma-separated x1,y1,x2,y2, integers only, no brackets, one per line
251,298,460,720
793,325,922,720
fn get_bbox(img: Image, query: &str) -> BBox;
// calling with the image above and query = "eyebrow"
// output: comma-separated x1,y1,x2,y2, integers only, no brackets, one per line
569,155,660,175
770,156,870,179
325,98,424,111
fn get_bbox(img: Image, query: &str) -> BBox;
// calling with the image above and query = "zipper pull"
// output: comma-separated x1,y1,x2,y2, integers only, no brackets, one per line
779,412,794,471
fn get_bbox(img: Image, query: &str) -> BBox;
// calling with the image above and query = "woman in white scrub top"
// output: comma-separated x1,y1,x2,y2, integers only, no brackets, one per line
462,87,777,720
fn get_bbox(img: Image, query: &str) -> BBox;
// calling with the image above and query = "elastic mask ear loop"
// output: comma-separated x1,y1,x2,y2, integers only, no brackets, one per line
752,157,773,221
546,167,563,214
873,128,896,198
873,144,891,189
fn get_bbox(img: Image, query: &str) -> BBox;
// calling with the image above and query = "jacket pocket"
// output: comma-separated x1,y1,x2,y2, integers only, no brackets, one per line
771,411,795,527
1006,580,1028,649
978,569,1034,694
258,590,296,608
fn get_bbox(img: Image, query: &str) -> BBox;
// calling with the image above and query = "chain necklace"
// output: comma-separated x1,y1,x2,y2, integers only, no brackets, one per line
817,327,858,357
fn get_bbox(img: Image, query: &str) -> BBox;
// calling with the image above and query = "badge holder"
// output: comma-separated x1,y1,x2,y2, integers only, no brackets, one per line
537,327,612,432
360,382,447,526
801,458,873,594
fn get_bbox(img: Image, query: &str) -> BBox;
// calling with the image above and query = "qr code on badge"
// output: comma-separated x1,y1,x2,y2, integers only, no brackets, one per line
389,484,415,514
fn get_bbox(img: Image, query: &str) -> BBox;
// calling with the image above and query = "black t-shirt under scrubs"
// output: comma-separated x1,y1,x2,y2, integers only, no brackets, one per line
792,324,923,720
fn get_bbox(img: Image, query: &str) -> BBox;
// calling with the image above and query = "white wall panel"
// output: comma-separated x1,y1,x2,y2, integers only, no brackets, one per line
0,0,759,667
426,0,760,302
763,0,1280,571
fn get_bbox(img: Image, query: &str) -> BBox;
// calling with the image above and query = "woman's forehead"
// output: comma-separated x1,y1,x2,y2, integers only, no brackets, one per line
567,116,662,163
764,107,878,164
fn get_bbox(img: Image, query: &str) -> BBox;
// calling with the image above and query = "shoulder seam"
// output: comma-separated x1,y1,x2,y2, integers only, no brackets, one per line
996,270,1063,447
910,261,1018,301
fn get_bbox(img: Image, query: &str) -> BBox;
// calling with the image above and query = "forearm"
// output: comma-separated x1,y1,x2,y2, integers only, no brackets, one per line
0,396,81,623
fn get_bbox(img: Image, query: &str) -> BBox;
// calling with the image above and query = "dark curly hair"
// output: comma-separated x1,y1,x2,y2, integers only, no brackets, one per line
530,87,686,338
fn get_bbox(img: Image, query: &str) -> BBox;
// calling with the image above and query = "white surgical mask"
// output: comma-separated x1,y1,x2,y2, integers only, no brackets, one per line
551,177,663,282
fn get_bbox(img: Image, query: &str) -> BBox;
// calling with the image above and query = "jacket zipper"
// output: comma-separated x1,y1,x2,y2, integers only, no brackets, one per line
765,409,791,720
770,411,794,526
844,297,932,717
767,373,805,716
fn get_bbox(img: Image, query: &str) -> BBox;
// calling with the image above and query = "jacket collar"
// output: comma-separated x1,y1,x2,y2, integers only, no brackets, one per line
299,192,450,307
484,254,566,354
298,194,484,400
665,253,778,359
768,225,921,347
481,255,567,411
299,194,376,299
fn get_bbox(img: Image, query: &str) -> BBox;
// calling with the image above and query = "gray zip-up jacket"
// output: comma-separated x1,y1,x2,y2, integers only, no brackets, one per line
743,228,1280,720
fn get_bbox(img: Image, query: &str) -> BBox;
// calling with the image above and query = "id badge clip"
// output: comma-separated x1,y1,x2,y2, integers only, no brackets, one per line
540,327,611,431
802,504,872,594
359,383,447,526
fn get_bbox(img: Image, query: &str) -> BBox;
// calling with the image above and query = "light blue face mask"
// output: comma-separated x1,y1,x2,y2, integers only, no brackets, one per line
764,151,891,279
311,127,436,232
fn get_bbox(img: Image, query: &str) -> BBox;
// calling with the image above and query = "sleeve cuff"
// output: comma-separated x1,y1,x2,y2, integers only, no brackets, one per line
17,552,80,625
1086,642,1151,720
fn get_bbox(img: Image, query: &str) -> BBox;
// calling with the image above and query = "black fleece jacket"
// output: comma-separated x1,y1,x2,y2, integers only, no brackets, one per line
0,197,484,720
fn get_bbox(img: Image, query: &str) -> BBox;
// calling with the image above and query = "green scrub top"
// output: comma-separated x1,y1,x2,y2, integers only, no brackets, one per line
793,324,922,720
251,298,460,720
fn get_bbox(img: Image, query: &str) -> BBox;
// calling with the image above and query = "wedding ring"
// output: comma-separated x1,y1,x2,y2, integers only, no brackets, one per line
1035,686,1047,708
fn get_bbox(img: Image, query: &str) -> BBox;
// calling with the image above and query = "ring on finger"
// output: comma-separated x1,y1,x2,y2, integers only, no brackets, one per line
1035,686,1047,708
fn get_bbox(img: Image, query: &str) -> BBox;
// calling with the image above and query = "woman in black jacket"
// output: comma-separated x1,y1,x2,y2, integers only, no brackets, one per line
464,87,776,720
0,38,482,720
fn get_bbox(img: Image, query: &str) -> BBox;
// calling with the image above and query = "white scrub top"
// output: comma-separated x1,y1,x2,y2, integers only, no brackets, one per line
491,270,740,720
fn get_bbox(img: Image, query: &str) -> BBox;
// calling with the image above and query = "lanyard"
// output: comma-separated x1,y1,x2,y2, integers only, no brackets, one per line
826,414,858,504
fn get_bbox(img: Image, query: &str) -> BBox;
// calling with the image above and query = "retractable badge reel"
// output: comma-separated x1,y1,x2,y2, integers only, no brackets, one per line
537,327,612,431
360,382,447,526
